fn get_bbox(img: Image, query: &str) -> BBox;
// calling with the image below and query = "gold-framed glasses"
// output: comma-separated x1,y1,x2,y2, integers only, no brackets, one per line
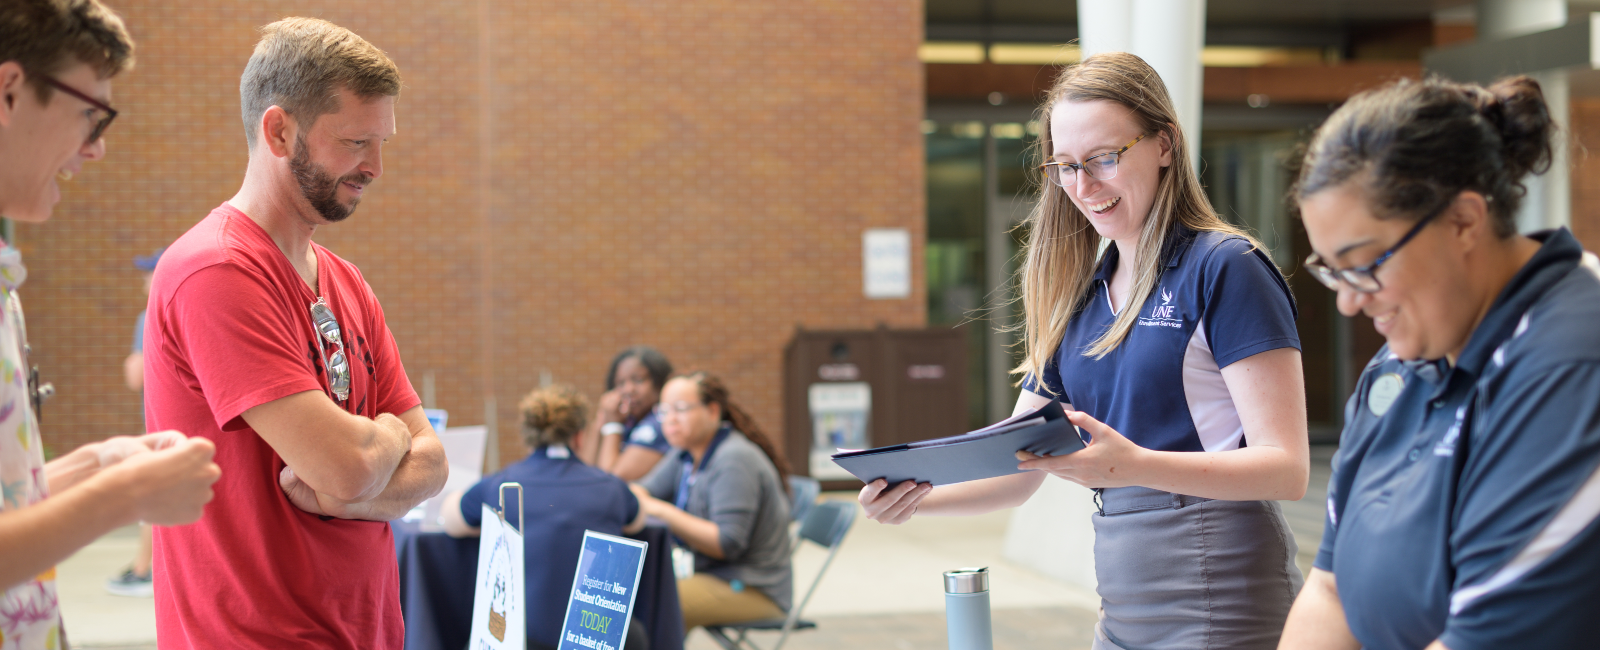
1039,133,1148,189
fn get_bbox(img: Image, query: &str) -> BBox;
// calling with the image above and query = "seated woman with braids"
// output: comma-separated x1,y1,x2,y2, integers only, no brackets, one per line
442,384,647,650
631,371,794,633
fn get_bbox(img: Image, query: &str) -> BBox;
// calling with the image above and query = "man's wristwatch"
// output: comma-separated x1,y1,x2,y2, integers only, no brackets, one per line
600,422,626,436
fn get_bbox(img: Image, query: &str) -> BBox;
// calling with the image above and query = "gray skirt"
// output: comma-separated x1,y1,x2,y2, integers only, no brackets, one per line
1090,486,1303,650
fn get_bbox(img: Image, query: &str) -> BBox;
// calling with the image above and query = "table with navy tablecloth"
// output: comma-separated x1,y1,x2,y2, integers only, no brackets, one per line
392,520,684,650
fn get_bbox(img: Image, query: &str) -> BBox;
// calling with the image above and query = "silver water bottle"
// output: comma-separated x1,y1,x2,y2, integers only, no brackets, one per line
944,567,993,650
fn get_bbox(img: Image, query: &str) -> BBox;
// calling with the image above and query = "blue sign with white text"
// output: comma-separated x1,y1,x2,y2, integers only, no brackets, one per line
557,531,647,650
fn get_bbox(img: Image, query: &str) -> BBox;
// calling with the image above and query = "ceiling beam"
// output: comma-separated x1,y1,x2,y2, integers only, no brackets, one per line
924,22,1348,48
1423,14,1596,83
926,61,1422,105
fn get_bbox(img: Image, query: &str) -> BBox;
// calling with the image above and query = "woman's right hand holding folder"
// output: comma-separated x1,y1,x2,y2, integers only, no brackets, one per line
857,478,932,525
859,470,1049,525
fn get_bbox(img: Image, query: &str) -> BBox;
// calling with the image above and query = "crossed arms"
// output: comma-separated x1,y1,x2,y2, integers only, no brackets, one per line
243,390,447,521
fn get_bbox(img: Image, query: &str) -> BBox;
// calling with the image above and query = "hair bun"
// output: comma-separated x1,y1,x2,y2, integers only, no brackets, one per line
1479,76,1554,181
518,384,589,446
523,398,554,431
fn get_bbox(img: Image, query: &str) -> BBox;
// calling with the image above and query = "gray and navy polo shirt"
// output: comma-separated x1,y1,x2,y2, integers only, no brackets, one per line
1317,228,1600,650
1023,226,1300,453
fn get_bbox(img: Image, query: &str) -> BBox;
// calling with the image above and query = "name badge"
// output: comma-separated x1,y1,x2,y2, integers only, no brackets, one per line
1368,373,1404,417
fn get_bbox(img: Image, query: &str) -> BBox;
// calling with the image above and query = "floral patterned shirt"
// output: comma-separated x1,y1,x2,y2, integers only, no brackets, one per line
0,244,60,650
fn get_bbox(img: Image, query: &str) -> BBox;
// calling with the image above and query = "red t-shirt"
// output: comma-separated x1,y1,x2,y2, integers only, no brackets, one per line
145,203,420,649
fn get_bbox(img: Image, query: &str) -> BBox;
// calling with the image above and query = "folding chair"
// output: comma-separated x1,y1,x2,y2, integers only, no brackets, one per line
703,500,857,650
787,476,820,524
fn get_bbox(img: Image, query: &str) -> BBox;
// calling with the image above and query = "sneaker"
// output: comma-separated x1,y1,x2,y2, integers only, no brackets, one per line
105,568,153,597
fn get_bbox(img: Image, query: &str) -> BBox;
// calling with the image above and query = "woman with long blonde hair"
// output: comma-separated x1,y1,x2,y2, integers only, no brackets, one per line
860,52,1310,649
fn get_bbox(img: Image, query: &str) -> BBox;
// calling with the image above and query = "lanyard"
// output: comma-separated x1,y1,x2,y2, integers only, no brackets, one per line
674,426,732,514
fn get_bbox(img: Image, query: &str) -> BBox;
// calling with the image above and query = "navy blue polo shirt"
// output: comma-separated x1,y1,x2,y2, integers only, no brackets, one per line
623,411,672,454
1317,228,1600,650
460,446,640,649
1023,227,1299,452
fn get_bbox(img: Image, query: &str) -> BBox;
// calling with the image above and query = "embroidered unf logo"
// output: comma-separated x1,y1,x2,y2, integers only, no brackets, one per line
1151,287,1176,319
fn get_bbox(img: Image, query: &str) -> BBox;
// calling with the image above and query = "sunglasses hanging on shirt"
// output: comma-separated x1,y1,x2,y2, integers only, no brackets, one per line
26,346,54,423
309,298,351,402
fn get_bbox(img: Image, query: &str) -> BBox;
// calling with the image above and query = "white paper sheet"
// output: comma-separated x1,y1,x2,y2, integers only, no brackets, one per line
469,502,526,650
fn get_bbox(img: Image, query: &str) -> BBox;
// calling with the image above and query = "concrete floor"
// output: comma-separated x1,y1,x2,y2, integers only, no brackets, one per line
55,525,156,648
56,446,1336,649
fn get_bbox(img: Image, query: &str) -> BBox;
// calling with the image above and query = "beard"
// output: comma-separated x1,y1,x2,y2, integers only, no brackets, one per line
289,134,366,223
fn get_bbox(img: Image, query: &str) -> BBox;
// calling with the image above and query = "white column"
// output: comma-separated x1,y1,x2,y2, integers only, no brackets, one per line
1077,3,1133,56
1002,476,1101,591
1521,70,1570,232
1078,0,1206,171
1475,0,1571,232
1475,0,1564,41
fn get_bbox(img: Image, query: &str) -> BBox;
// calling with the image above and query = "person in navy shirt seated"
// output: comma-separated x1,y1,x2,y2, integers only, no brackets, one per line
1281,76,1600,650
580,346,675,481
860,52,1310,650
442,384,646,650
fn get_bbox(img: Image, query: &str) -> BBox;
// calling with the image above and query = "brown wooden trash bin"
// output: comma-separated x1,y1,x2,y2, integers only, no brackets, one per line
782,326,968,492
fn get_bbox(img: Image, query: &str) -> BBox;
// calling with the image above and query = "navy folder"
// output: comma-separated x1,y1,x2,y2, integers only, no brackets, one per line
829,399,1087,487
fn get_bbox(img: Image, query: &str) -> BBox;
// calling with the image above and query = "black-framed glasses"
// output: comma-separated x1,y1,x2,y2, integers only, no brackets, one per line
309,298,350,402
37,74,118,145
1039,133,1148,189
1304,205,1445,294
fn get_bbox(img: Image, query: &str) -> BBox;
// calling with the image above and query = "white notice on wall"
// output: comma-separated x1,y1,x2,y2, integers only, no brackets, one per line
863,228,911,299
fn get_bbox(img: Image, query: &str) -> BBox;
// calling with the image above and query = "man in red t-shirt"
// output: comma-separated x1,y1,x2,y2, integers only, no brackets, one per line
143,18,447,649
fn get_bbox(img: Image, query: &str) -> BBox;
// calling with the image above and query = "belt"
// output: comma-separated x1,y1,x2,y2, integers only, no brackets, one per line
1094,485,1212,516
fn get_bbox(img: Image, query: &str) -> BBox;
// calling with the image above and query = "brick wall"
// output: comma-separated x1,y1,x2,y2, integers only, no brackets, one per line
21,0,926,468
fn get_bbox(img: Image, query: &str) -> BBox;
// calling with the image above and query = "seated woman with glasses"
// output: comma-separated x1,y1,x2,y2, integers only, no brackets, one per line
442,384,647,650
631,371,793,633
1281,76,1600,650
579,346,676,481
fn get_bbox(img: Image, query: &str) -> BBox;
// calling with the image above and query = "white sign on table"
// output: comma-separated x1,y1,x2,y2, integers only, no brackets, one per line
469,484,525,650
401,424,488,531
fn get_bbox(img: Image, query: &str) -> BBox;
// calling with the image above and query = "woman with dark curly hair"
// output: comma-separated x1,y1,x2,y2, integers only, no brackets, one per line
1281,75,1600,650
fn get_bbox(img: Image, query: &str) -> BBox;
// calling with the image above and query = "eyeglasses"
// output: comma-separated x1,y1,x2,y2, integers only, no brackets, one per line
1039,133,1148,189
1304,204,1444,294
654,400,704,419
309,298,351,402
37,73,118,145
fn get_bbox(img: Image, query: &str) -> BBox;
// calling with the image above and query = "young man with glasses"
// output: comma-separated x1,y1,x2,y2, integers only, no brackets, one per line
141,17,447,649
0,1,222,648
